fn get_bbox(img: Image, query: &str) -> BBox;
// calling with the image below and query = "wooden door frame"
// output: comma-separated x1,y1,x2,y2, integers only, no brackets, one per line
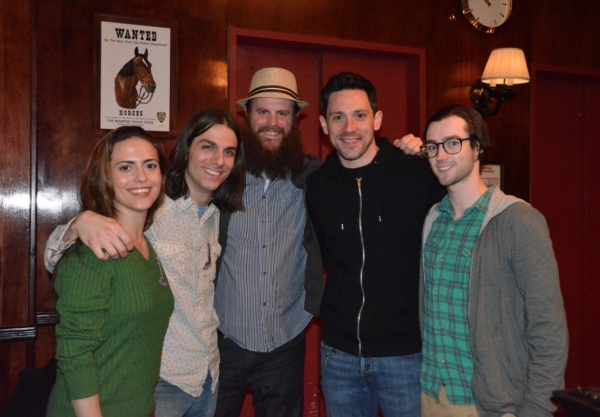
227,27,427,416
530,63,600,146
227,27,426,136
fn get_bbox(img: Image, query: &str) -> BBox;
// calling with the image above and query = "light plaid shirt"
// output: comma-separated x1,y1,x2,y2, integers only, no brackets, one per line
45,196,222,397
421,186,493,404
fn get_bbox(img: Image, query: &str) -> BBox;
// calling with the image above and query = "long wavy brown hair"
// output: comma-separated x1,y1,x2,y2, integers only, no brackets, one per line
79,126,170,230
47,126,169,312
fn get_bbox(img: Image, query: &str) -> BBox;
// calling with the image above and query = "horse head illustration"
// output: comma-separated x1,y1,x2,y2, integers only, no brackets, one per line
114,47,156,109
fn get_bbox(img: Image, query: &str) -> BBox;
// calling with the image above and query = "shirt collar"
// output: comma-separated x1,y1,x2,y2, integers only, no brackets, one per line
172,195,217,216
436,185,495,216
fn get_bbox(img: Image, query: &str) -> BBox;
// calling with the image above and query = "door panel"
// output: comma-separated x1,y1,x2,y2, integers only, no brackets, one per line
531,69,600,388
581,81,600,385
229,28,425,417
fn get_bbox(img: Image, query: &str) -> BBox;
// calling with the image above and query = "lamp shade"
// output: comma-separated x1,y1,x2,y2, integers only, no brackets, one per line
481,48,530,87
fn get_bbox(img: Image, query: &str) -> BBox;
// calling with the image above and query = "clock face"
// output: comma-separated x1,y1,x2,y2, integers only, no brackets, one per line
462,0,512,33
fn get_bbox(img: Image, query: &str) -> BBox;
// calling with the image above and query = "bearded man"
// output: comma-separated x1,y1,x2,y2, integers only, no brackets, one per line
213,67,323,417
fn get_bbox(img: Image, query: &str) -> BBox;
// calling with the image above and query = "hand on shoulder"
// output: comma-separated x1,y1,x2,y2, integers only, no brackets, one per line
393,134,423,156
70,211,134,260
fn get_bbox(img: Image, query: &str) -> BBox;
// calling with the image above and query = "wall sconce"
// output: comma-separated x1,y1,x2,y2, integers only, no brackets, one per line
469,48,530,118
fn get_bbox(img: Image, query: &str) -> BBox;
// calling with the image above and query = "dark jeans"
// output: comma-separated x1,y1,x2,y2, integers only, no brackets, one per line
214,331,305,417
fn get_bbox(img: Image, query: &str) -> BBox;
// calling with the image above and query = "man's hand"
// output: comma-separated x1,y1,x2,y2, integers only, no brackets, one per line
393,134,424,156
69,211,134,260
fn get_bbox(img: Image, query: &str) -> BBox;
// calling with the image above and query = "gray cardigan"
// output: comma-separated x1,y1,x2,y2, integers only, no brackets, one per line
420,187,568,417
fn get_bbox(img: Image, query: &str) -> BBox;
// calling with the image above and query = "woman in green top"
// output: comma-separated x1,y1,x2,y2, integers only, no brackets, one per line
47,126,174,417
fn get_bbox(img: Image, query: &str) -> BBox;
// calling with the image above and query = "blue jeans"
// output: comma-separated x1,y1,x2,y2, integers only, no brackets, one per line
214,331,305,417
154,372,218,417
320,341,421,417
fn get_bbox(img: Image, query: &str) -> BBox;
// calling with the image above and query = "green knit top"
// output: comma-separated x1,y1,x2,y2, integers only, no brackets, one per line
47,241,174,417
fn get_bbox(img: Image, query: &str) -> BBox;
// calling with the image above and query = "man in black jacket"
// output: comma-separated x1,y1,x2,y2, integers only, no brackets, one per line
306,72,444,417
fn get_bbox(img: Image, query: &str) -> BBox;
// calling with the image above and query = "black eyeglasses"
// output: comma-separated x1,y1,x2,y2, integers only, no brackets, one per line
420,137,470,158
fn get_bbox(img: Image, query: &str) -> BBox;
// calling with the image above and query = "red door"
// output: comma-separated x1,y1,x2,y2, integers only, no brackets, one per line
229,27,426,416
531,68,600,388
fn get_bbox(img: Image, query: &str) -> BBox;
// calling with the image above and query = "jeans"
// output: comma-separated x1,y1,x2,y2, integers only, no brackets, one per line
320,341,421,417
214,331,305,417
154,372,218,417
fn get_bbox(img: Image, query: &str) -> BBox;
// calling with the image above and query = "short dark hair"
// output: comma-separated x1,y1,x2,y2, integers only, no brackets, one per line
166,108,245,212
79,126,169,231
320,72,379,116
423,105,491,161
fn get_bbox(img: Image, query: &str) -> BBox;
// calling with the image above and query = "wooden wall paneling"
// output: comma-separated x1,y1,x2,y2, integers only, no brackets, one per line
23,0,242,408
531,71,585,388
35,0,104,306
1,0,600,409
0,0,34,406
0,1,33,327
480,11,533,203
169,0,231,120
34,6,104,378
529,1,600,71
28,0,40,372
581,79,600,386
425,0,533,201
226,0,431,53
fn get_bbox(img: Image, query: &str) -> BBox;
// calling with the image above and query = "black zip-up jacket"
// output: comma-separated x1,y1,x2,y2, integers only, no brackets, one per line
306,138,444,357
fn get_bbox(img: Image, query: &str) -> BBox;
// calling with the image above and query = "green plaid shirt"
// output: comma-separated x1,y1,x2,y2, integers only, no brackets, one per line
420,186,493,404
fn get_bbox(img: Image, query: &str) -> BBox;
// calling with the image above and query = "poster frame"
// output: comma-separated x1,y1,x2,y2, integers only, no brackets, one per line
481,162,504,190
93,14,178,138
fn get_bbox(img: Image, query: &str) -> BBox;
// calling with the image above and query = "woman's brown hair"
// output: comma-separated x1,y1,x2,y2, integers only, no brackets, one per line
79,126,170,230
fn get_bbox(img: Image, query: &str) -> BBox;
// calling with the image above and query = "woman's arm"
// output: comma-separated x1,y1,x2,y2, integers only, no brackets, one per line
54,246,112,410
71,395,103,417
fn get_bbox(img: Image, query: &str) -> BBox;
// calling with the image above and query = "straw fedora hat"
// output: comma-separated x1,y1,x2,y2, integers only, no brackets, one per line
236,67,308,110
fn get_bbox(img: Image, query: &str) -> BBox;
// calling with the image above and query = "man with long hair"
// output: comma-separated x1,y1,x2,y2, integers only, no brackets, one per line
45,109,245,417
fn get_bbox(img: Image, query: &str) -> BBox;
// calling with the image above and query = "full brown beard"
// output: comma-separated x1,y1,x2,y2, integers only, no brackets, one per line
243,118,305,180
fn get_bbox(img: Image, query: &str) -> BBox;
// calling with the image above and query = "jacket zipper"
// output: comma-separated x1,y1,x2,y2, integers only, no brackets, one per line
356,177,366,357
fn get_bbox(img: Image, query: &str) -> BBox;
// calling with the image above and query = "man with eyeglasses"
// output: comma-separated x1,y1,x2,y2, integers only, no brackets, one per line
418,105,568,417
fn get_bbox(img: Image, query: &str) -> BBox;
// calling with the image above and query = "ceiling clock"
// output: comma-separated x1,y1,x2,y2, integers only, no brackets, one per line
462,0,513,33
